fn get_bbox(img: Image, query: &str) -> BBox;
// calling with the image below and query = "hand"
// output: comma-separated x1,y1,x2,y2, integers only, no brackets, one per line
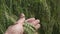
5,13,40,34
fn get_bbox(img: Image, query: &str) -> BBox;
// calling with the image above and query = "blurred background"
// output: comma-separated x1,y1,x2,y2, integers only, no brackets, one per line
0,0,60,34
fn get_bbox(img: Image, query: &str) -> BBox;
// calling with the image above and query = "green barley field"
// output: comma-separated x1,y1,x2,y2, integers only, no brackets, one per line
0,0,60,34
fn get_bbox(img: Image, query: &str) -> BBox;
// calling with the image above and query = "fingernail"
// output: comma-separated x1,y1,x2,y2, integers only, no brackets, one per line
36,19,40,22
20,13,25,18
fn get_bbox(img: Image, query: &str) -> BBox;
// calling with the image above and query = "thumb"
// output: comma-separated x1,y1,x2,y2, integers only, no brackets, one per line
17,13,25,25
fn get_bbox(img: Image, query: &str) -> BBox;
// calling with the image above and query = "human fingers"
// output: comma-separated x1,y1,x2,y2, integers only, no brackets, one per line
34,24,40,30
31,19,40,26
16,13,25,25
26,18,35,22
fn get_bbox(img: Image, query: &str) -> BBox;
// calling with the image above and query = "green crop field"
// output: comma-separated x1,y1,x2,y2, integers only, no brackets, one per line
0,0,60,34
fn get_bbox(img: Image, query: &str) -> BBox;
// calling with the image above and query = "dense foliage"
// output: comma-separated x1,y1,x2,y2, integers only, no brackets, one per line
0,0,60,34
